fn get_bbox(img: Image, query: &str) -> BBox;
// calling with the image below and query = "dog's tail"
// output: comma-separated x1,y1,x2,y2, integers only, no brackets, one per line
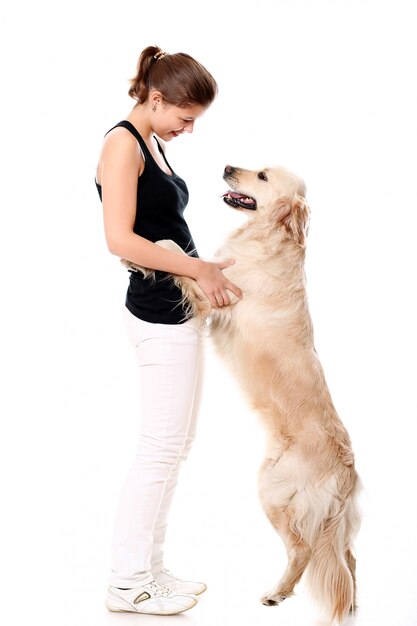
304,475,361,623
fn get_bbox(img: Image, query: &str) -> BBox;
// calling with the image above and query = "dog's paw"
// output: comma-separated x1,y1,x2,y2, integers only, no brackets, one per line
119,258,155,279
154,239,185,255
119,240,185,279
260,589,289,606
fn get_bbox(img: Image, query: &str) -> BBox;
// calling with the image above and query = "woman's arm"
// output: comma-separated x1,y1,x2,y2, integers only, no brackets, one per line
99,129,242,306
111,231,206,279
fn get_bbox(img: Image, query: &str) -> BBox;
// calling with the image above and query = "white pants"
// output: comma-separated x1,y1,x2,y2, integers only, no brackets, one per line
108,306,205,588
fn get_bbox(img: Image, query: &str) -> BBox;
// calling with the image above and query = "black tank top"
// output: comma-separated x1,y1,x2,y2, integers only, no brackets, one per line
95,120,199,324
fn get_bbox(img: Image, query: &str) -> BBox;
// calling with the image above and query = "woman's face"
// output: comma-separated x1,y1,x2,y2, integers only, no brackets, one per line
150,94,208,141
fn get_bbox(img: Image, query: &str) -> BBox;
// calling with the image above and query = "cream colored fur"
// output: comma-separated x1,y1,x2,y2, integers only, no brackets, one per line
122,165,361,622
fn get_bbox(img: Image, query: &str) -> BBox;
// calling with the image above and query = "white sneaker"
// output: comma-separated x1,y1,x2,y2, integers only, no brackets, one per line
153,567,207,596
105,580,198,615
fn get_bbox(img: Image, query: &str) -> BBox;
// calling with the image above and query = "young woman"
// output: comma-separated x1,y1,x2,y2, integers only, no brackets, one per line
95,45,242,615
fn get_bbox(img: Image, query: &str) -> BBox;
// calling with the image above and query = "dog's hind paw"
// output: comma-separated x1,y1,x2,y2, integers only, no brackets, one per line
260,590,289,606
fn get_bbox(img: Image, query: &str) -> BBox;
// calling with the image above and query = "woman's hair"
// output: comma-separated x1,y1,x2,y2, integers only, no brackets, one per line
128,45,218,108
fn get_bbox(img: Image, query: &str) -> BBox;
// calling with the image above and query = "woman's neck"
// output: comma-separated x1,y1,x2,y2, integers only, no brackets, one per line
125,103,153,140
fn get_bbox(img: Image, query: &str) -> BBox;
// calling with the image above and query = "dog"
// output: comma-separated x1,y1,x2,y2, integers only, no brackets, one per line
121,164,361,622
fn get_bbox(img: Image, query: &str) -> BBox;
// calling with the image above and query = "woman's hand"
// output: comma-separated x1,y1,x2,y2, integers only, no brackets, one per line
194,259,243,307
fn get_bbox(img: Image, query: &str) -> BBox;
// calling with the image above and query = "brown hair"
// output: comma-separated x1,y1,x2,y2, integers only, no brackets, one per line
128,45,218,108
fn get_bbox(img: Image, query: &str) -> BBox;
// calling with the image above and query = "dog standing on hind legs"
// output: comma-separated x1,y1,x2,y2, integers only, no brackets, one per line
121,164,362,623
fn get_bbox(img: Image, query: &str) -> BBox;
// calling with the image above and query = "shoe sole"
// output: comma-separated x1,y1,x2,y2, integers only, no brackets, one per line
105,596,198,615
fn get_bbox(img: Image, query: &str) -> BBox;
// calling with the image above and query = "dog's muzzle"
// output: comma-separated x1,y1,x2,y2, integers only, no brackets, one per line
222,165,257,210
222,191,257,210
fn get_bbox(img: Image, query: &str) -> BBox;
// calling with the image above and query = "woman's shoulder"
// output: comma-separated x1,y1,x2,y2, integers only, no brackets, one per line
96,126,144,184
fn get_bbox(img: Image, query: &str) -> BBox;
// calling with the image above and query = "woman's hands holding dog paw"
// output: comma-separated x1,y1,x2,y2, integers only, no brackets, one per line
195,259,243,308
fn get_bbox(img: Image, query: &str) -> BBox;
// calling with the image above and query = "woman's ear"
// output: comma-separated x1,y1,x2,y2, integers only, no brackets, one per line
273,195,310,246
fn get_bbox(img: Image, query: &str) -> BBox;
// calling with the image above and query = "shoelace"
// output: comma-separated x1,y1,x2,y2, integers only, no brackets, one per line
147,580,171,596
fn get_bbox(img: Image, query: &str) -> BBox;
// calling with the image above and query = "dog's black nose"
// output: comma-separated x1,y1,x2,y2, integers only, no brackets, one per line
224,165,235,175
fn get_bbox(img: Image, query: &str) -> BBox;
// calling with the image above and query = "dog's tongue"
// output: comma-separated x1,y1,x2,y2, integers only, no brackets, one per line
223,191,246,199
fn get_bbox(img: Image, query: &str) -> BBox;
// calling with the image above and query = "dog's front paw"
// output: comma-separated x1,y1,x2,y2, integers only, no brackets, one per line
154,239,186,255
119,258,155,279
119,240,184,279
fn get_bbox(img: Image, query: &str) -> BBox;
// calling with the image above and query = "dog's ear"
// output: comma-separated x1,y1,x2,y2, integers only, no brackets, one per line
272,195,310,246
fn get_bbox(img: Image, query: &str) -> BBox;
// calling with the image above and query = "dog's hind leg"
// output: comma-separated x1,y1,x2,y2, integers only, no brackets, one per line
260,505,312,606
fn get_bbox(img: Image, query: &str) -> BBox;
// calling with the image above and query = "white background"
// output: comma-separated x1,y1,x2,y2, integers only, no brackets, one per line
1,1,417,624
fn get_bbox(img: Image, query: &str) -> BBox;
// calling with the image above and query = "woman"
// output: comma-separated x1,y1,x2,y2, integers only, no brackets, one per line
95,45,242,615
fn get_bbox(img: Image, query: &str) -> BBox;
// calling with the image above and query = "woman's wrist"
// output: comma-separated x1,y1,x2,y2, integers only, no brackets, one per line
187,257,205,280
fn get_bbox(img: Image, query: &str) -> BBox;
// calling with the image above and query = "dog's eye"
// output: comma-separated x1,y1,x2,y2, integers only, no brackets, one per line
258,171,268,181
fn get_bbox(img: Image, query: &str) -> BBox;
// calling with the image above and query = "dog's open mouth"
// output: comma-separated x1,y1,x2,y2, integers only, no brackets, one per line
222,191,257,210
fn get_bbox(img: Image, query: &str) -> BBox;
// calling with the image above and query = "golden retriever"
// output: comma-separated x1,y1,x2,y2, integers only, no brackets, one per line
121,164,361,623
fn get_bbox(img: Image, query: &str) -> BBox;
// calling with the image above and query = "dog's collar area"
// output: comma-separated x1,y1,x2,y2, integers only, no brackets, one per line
222,191,257,210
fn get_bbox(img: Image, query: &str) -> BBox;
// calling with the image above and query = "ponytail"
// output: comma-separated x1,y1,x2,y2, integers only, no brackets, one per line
128,45,218,108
